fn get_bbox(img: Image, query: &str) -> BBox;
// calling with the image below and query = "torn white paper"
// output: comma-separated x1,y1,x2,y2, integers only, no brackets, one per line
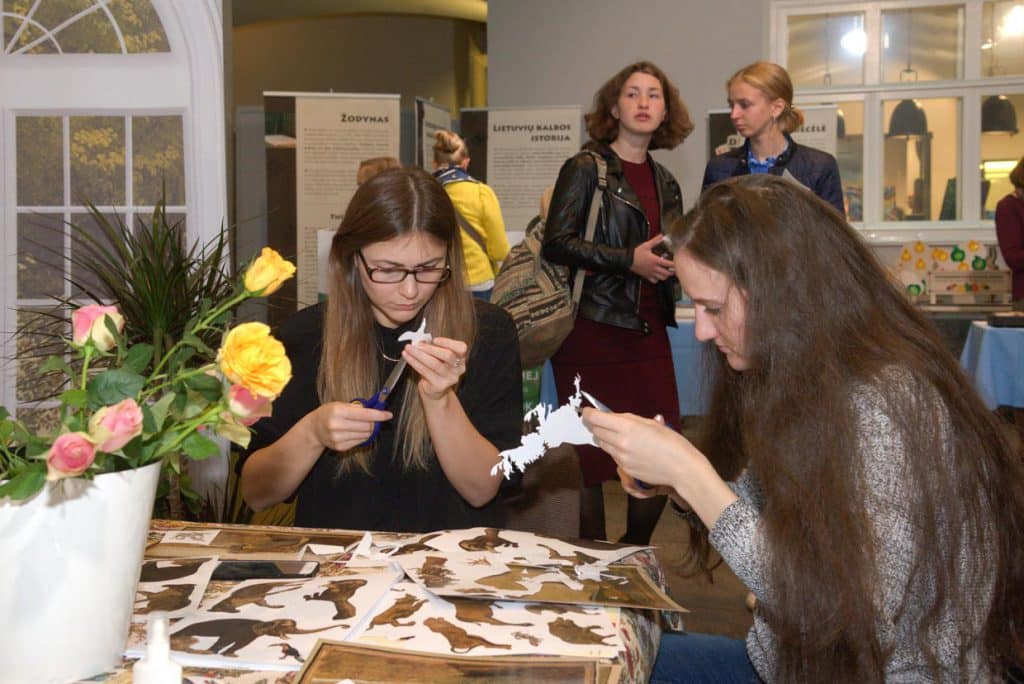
398,318,432,345
491,375,599,478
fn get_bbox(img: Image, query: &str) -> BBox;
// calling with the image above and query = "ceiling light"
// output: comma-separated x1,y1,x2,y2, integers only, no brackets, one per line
888,99,928,137
982,95,1019,134
999,4,1024,37
840,27,867,55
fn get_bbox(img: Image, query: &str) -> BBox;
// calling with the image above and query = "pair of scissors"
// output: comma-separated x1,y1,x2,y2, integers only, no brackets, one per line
581,390,651,490
353,355,409,446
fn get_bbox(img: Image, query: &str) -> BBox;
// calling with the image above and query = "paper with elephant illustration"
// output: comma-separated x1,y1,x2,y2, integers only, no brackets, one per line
400,556,684,612
352,580,621,659
133,556,218,622
125,565,402,671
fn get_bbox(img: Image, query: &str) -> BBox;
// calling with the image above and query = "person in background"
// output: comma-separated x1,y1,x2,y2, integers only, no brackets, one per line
585,175,1024,682
996,156,1024,309
240,167,522,533
356,156,401,186
433,130,510,301
542,60,693,544
703,61,845,216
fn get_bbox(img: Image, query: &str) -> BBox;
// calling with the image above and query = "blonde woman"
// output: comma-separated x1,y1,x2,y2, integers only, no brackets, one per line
433,129,510,301
240,167,522,532
703,61,844,215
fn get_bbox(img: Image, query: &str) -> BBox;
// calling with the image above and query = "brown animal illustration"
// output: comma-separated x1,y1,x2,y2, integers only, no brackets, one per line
418,555,453,588
477,565,547,592
458,528,518,552
548,617,615,646
303,578,367,620
170,618,333,656
512,631,541,646
271,641,304,663
392,532,442,555
526,604,576,615
451,599,531,627
537,543,599,565
209,580,304,613
135,583,195,613
423,617,511,654
369,593,427,628
139,559,205,583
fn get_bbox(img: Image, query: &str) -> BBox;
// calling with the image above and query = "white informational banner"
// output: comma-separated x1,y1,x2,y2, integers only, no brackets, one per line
417,98,452,170
485,106,581,244
791,105,838,157
289,92,401,306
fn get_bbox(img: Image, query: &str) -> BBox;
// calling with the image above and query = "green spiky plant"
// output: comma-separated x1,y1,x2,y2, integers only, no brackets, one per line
30,197,236,519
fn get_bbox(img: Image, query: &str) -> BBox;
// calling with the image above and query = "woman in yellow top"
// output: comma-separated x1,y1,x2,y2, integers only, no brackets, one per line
433,129,510,301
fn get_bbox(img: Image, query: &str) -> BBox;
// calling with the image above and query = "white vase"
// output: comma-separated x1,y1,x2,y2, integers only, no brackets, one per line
0,462,160,683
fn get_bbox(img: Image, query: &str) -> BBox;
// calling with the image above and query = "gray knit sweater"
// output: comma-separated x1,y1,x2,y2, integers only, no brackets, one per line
709,378,996,682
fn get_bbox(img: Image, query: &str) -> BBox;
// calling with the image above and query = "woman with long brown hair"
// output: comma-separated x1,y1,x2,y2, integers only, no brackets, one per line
586,175,1024,681
542,60,693,544
240,167,522,532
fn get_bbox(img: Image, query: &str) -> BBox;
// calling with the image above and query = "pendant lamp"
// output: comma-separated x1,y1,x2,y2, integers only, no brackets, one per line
888,10,928,137
982,95,1019,134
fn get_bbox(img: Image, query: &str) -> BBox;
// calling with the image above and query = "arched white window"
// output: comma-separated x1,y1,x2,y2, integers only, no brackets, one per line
0,0,226,429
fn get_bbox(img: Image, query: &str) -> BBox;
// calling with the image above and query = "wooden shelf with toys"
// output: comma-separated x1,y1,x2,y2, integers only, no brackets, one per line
896,240,1013,306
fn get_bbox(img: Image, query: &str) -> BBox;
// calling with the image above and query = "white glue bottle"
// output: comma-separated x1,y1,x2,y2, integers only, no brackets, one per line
133,612,182,683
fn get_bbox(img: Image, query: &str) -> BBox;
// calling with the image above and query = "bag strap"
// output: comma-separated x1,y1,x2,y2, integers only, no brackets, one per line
454,210,488,252
570,151,608,316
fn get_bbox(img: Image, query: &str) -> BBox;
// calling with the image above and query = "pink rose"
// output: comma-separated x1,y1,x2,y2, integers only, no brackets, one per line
88,398,144,453
46,432,97,481
71,304,124,352
227,385,272,426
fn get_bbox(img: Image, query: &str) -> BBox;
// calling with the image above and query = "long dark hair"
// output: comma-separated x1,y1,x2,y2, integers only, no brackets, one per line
669,175,1024,680
320,166,476,472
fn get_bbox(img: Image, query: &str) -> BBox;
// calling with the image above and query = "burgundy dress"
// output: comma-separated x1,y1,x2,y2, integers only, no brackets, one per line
551,158,681,487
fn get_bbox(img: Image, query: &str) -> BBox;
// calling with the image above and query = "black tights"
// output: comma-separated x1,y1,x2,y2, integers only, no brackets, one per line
579,484,667,544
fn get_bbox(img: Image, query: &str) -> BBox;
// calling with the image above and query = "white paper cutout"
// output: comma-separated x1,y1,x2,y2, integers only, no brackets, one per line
161,530,219,546
492,375,599,478
398,318,432,345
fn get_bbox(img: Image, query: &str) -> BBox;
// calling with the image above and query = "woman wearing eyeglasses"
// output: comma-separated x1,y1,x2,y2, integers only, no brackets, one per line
239,167,523,533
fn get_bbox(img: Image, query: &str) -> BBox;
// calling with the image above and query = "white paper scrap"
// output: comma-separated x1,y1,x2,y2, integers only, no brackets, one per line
398,318,432,345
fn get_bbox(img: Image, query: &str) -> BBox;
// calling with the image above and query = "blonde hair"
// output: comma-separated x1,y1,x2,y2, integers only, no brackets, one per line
728,61,804,134
433,129,469,166
356,156,400,185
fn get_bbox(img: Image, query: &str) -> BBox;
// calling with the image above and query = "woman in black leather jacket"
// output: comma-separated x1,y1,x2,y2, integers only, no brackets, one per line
542,60,693,543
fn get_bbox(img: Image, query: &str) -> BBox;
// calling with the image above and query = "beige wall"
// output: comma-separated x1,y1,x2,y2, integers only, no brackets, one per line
232,14,480,116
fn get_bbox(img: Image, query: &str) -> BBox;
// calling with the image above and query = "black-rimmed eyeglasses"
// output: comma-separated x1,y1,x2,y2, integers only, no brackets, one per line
356,251,452,284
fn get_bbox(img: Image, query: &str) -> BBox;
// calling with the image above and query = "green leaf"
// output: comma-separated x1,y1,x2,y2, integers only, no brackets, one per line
0,466,46,500
181,432,220,461
184,373,223,402
124,344,154,374
59,388,89,408
182,332,213,356
147,392,176,433
88,369,146,407
39,354,73,377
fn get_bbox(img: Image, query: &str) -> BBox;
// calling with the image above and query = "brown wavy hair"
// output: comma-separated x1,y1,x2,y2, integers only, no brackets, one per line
668,175,1024,680
585,60,693,150
320,166,477,473
728,61,804,134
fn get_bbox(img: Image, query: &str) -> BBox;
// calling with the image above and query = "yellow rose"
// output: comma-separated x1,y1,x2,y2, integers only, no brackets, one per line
244,247,296,296
217,322,292,398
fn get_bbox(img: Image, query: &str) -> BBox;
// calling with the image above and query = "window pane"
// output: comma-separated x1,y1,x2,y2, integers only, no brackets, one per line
16,309,66,404
70,116,125,206
17,213,65,299
883,97,961,221
837,102,864,221
53,3,121,53
133,116,185,206
108,0,170,53
787,12,865,87
16,116,63,206
69,212,125,298
981,93,1024,218
982,1,1024,77
882,6,964,83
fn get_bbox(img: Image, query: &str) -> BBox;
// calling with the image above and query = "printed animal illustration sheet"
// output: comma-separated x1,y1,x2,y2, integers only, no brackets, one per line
353,580,621,659
401,557,685,612
133,557,218,622
148,525,364,560
124,565,402,671
296,639,600,683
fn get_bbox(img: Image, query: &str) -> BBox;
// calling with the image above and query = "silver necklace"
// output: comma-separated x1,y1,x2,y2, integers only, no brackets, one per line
380,349,400,362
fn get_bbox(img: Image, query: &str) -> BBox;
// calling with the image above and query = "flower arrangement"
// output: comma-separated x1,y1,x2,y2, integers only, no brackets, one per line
0,247,296,500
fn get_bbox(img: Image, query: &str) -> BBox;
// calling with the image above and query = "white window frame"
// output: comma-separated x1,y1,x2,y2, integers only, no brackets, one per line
0,0,227,414
771,0,1024,244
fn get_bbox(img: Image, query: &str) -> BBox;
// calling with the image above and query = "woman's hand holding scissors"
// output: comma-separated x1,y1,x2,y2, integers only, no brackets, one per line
309,402,392,453
402,337,468,402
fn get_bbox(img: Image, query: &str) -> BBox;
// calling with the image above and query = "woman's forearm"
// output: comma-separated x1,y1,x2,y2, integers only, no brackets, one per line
240,414,325,511
422,393,502,507
672,460,739,531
